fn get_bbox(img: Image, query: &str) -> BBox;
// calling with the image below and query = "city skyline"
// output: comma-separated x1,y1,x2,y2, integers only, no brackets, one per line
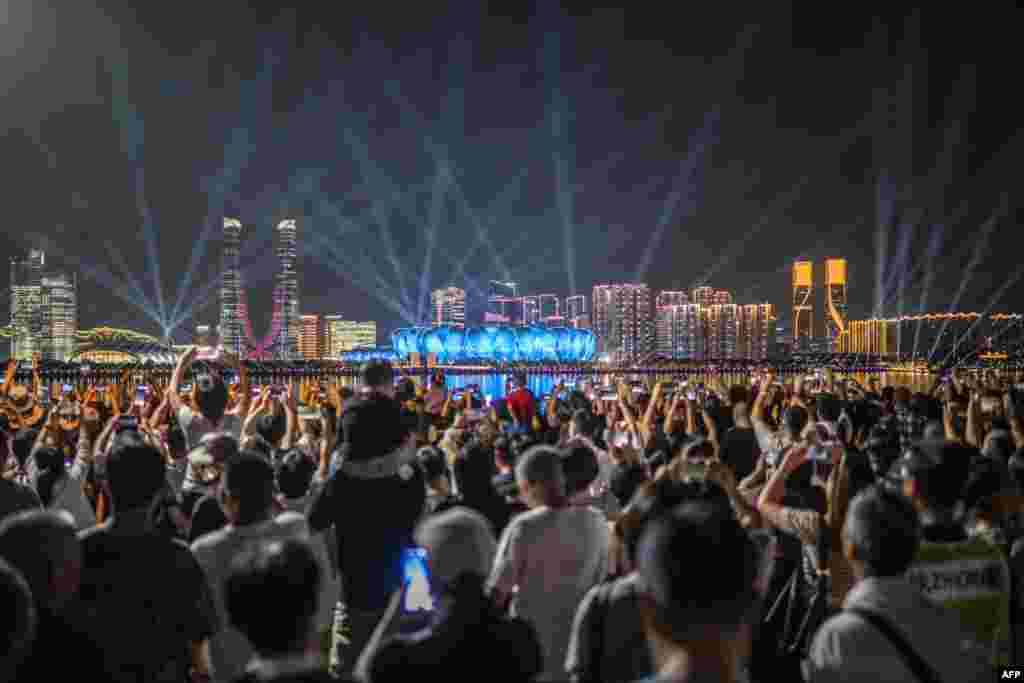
1,5,1019,343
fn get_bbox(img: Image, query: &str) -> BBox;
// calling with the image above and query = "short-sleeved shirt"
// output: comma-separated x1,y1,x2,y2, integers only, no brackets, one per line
488,505,610,681
77,523,219,683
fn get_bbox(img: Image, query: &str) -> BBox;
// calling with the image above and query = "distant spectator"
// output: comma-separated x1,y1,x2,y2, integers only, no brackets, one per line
417,446,459,516
33,444,93,531
453,443,515,536
225,539,347,683
720,402,759,481
192,452,329,683
0,510,111,682
488,446,609,681
186,432,239,543
359,508,542,682
507,372,537,432
169,347,248,450
0,432,41,521
804,486,989,682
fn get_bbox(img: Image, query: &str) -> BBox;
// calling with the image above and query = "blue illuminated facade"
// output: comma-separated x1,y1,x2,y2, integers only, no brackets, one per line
391,325,596,362
339,347,400,362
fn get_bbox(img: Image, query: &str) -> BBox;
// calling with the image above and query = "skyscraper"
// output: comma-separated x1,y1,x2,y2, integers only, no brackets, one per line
299,314,324,359
793,260,813,352
522,296,540,325
486,280,519,325
692,286,732,308
9,250,44,360
432,287,467,328
564,295,588,329
538,294,560,325
656,291,690,309
737,303,775,360
40,273,77,361
10,250,75,361
655,303,702,359
325,320,376,354
592,284,653,359
272,219,300,359
220,218,245,356
824,258,848,352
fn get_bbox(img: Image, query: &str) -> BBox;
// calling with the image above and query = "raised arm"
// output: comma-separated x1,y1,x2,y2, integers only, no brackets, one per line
224,353,250,417
966,390,981,448
168,346,197,417
282,382,299,451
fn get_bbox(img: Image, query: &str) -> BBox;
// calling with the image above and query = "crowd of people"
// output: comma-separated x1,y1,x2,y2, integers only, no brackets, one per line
2,347,1024,682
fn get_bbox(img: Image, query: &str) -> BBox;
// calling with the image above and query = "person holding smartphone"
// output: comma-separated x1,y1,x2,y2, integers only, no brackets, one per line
358,508,542,682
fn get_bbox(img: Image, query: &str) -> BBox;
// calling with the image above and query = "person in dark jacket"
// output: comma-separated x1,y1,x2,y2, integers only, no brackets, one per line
308,360,425,677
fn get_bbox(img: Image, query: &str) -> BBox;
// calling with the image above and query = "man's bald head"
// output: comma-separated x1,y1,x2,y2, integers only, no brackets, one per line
0,511,81,612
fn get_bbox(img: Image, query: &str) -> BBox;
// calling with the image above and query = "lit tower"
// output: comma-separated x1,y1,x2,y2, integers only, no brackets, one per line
793,260,813,352
220,218,245,356
825,258,848,352
592,284,652,360
273,219,300,359
432,287,466,328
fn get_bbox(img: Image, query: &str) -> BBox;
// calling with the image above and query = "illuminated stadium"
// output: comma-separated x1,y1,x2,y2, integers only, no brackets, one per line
391,325,597,363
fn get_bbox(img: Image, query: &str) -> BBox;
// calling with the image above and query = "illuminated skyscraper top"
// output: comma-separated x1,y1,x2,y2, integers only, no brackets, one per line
825,258,848,351
592,284,653,359
656,291,690,309
486,280,520,325
220,218,245,355
793,260,813,351
691,287,732,307
432,287,466,328
272,219,300,359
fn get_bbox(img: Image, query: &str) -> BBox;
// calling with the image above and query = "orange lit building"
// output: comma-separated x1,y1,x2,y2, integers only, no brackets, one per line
825,258,848,352
298,314,324,359
792,261,813,351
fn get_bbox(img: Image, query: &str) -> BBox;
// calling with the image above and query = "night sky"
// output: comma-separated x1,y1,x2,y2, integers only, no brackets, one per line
1,2,1022,343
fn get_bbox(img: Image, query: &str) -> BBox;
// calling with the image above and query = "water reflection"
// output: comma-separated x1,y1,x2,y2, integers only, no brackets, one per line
338,371,940,399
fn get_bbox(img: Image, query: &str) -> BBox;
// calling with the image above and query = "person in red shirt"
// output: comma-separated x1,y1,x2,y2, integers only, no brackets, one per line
506,373,536,432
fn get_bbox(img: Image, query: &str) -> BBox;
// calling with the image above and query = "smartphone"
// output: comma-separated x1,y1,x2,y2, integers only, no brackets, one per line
116,416,139,432
484,394,493,406
401,547,435,615
686,390,697,401
134,386,148,407
297,405,319,419
196,349,219,361
180,383,193,393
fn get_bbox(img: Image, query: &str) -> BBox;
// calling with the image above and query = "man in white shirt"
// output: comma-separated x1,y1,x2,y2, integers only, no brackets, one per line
488,445,609,682
191,452,331,682
168,347,249,451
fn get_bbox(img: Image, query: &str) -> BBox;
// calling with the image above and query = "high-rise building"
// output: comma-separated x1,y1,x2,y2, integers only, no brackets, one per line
9,249,44,360
10,251,76,361
692,286,732,308
272,219,301,359
538,294,560,325
220,218,245,356
592,284,653,359
737,303,776,360
486,280,520,325
656,291,690,309
431,287,466,328
522,296,540,326
655,303,702,359
39,272,76,362
564,295,588,329
792,260,813,352
825,258,848,352
324,319,376,355
299,314,324,359
704,304,740,359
